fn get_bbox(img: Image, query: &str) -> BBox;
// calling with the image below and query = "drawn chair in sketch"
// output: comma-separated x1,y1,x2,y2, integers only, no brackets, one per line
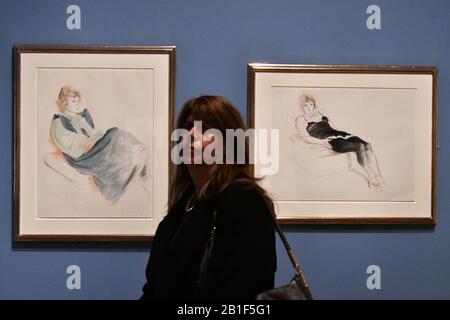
42,136,102,209
287,132,366,179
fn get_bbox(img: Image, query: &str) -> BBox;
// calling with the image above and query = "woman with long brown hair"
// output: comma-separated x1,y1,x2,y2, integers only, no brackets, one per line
141,95,276,299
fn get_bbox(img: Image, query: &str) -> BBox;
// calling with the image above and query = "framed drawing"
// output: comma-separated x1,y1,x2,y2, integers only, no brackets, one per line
248,64,437,224
14,45,176,241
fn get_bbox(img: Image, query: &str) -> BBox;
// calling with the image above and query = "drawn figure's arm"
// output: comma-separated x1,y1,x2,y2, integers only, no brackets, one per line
50,118,89,158
295,116,332,149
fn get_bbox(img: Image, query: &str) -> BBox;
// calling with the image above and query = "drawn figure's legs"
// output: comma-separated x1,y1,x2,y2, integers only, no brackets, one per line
365,144,385,184
329,137,383,190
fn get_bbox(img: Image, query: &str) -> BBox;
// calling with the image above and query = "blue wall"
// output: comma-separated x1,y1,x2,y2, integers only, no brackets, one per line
1,0,449,299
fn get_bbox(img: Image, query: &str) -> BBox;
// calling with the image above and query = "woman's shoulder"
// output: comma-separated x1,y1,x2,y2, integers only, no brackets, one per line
51,114,65,127
295,115,306,123
51,114,74,133
52,113,63,121
220,179,263,198
215,179,273,220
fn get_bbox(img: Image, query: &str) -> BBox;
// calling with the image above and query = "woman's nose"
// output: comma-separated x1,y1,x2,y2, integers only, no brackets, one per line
189,127,205,142
188,127,199,141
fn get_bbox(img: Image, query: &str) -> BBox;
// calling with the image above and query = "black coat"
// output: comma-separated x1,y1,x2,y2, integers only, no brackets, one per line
141,181,277,300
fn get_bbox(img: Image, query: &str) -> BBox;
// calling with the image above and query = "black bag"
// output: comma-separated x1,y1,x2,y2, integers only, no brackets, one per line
198,193,313,300
256,273,312,300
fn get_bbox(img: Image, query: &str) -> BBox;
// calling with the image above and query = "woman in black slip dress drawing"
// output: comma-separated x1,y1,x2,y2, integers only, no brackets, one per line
294,95,385,191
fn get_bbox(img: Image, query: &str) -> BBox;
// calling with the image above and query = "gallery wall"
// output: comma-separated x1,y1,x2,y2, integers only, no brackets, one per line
0,0,449,299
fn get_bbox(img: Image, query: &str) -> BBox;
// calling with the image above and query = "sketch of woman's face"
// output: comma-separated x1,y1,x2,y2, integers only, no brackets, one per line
66,95,83,113
303,100,316,115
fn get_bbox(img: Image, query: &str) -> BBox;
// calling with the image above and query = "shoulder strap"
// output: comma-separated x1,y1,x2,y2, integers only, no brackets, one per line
259,192,311,290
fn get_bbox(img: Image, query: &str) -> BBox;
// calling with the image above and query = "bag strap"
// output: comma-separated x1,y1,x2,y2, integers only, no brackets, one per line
260,192,311,294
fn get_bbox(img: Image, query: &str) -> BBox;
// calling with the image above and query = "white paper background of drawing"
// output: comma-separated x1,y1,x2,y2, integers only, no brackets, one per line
36,68,154,218
270,87,415,202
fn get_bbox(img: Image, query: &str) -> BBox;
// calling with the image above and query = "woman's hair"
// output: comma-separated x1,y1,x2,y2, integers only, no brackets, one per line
299,95,316,108
56,85,81,112
169,95,268,208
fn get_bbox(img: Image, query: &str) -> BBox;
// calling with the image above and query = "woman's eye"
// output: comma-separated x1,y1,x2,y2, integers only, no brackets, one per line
183,123,193,131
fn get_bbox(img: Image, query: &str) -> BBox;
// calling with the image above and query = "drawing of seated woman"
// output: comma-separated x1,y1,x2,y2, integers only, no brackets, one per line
48,85,149,204
294,95,385,191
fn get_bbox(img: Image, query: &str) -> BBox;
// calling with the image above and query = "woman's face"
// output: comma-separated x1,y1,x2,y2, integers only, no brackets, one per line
183,115,217,164
66,95,83,113
302,100,316,115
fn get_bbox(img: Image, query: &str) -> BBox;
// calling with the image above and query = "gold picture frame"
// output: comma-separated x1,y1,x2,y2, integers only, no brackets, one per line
248,64,437,224
14,45,176,241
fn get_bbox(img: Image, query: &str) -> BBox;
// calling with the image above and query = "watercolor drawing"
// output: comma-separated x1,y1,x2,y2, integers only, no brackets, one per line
271,87,415,203
291,94,385,192
45,85,150,205
35,67,155,219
